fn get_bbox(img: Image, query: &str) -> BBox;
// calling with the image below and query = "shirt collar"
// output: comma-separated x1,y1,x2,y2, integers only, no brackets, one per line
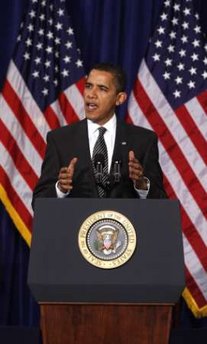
87,114,117,135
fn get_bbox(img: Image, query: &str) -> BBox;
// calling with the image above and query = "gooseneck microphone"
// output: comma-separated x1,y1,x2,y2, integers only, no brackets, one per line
94,154,122,190
94,153,105,184
113,160,121,183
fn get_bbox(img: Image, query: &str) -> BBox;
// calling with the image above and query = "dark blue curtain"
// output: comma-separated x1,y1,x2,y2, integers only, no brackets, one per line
0,0,207,331
0,203,39,326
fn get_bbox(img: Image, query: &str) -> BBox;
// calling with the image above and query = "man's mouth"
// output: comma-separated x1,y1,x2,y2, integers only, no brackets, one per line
86,102,98,110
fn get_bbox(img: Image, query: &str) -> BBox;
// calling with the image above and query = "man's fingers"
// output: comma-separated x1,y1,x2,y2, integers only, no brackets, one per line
128,150,144,182
129,168,143,178
59,158,78,177
57,158,77,193
129,150,140,164
129,150,135,161
60,183,73,190
129,164,142,173
59,167,69,174
59,177,73,185
128,150,142,173
67,157,78,174
128,151,148,190
128,161,140,170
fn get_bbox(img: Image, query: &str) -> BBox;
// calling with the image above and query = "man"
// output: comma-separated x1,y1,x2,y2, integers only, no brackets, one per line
32,63,166,203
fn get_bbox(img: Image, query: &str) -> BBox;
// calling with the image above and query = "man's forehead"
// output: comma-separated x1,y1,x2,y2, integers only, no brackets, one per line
86,69,114,84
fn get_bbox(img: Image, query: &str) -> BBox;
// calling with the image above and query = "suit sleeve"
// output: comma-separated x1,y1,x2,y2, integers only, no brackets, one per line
142,134,167,199
32,132,60,207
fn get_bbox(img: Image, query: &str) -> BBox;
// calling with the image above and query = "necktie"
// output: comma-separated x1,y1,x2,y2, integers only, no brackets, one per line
92,127,108,197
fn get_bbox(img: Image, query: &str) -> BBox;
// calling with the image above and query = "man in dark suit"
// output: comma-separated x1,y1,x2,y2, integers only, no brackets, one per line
33,63,166,202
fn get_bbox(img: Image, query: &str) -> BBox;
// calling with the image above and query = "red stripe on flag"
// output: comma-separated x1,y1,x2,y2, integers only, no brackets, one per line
76,77,85,95
175,105,207,164
162,175,174,199
125,112,133,124
185,267,207,309
0,167,33,231
0,120,38,189
197,90,207,114
2,80,45,159
44,105,61,130
182,211,207,269
58,91,79,124
134,78,207,219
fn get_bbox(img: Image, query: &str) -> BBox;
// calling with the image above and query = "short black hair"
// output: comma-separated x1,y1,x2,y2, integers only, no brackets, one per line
90,62,126,93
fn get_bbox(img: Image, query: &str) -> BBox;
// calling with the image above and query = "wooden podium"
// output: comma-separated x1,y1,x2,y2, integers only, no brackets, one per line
28,199,185,344
40,304,173,344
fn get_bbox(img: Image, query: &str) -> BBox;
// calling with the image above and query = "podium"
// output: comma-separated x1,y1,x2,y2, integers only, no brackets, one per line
28,199,185,344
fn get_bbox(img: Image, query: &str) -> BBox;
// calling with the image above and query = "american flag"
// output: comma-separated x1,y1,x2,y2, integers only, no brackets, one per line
0,0,85,245
128,0,207,317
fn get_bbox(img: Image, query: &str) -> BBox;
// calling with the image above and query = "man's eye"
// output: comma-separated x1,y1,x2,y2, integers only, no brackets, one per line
100,87,107,92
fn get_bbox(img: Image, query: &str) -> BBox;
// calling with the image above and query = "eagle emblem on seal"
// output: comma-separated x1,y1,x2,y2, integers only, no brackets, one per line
95,225,121,255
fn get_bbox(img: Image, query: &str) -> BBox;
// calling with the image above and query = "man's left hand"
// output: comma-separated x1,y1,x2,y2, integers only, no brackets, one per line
128,150,148,190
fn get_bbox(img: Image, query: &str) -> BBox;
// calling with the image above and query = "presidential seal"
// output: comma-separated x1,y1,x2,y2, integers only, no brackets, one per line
78,210,137,269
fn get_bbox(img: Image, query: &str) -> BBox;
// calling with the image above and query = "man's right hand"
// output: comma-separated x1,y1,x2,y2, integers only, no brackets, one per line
57,157,78,193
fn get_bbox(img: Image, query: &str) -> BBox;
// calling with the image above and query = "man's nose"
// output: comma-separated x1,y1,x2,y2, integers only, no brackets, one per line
88,88,97,98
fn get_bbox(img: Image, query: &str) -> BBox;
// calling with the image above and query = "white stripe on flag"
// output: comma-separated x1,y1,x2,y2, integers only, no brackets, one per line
64,83,85,120
185,97,207,141
183,234,207,298
128,92,151,129
50,100,67,127
7,60,50,141
0,143,33,215
0,97,42,177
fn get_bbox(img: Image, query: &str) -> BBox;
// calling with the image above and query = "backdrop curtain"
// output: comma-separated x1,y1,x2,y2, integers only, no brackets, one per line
0,0,207,330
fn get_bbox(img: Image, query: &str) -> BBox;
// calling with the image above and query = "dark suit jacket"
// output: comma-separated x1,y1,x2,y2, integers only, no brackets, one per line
32,119,167,203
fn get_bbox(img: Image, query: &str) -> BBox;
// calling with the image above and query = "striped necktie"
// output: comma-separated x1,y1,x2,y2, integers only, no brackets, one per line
92,127,108,197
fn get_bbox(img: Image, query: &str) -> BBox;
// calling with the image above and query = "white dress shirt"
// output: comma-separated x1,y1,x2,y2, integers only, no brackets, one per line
87,114,116,173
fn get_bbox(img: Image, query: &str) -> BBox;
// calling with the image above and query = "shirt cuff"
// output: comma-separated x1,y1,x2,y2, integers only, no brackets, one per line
55,181,70,198
134,177,150,199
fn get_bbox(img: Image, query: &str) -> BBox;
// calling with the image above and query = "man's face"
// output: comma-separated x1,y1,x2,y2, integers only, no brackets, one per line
83,69,126,125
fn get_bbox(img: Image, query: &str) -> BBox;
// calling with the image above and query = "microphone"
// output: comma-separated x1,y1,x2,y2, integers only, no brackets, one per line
103,159,122,192
94,153,105,184
113,159,122,183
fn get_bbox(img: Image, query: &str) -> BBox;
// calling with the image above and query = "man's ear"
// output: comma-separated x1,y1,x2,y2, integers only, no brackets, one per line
116,92,127,106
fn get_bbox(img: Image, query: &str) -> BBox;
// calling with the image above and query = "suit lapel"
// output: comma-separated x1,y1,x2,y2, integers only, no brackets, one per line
76,119,91,162
111,120,129,175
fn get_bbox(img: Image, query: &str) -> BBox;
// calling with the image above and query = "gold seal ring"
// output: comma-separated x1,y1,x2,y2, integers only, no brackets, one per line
78,210,137,269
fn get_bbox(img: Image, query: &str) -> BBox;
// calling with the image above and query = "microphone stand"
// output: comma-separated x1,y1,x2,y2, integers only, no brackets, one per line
113,160,121,183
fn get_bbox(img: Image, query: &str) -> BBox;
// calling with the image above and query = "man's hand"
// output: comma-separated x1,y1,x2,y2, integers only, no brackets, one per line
57,157,78,193
128,151,148,190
